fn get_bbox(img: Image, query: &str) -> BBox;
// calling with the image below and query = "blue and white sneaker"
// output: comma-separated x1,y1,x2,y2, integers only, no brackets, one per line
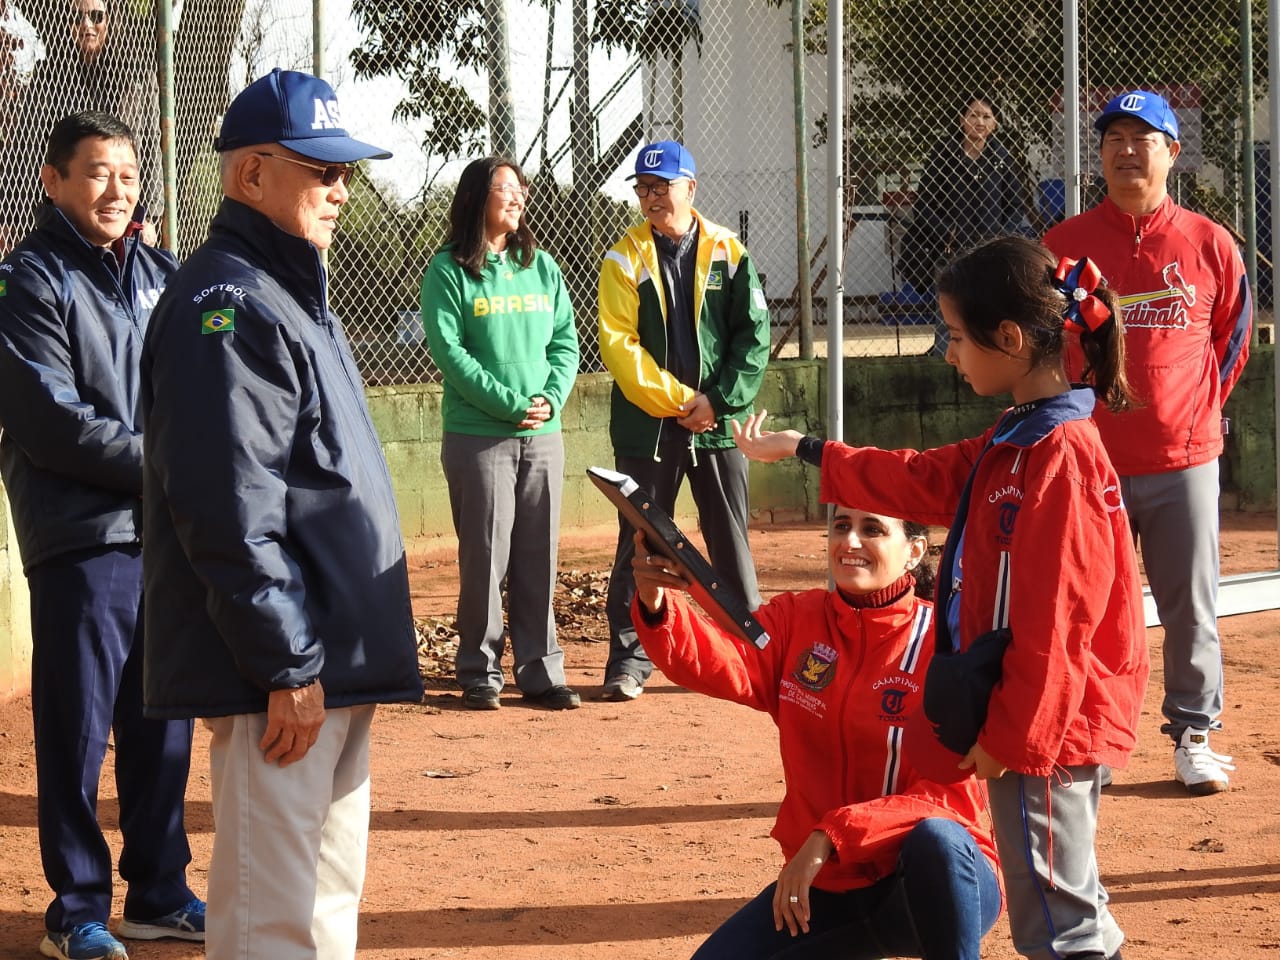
117,897,205,942
39,922,128,960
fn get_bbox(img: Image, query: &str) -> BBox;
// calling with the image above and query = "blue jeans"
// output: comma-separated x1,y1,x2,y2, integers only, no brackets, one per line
691,818,999,960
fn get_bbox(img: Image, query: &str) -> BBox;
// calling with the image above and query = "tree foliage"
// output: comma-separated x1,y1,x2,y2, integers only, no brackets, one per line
350,0,703,172
593,0,703,58
349,0,504,163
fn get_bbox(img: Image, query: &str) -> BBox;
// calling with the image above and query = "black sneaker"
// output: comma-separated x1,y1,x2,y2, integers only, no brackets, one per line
523,684,581,710
461,685,500,710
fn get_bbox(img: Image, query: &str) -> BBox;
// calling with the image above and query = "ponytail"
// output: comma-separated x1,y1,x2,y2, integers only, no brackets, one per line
1052,256,1135,413
1076,284,1133,413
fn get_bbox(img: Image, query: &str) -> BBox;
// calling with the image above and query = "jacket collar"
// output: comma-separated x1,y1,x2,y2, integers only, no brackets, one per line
208,197,328,321
33,200,145,264
993,387,1096,449
826,583,922,639
624,207,734,255
1098,193,1175,233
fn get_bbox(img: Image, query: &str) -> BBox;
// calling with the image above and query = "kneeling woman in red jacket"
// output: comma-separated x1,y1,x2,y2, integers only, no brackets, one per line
629,509,1001,960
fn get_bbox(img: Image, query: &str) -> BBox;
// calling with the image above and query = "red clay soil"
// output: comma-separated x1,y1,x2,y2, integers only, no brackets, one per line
1,513,1278,959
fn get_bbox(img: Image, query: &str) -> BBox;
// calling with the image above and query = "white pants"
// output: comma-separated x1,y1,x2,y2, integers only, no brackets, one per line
205,704,375,960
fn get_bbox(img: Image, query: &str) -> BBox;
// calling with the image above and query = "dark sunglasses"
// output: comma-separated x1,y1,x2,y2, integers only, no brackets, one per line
70,9,107,25
253,152,354,188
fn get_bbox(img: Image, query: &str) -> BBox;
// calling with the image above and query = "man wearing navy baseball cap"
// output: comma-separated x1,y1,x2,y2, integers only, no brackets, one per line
1046,89,1251,797
597,139,770,702
140,69,422,960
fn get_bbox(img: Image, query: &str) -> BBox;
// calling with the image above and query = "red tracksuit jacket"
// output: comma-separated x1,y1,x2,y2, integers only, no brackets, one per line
633,587,999,894
820,389,1150,777
1044,196,1252,475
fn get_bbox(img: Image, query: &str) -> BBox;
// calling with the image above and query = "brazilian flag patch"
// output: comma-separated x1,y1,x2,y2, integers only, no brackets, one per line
201,308,235,334
0,279,8,297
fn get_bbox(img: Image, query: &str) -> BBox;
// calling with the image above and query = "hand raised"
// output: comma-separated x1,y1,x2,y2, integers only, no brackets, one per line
731,411,804,463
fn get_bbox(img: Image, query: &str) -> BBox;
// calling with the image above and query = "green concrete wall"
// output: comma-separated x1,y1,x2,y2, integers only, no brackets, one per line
1222,344,1278,512
369,347,1277,535
0,346,1274,698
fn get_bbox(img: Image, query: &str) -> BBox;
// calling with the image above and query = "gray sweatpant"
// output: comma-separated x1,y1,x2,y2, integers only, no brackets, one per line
441,431,567,695
1121,459,1223,740
605,439,761,682
987,766,1124,960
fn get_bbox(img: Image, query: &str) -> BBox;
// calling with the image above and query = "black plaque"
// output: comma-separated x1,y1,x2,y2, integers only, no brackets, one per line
587,466,770,649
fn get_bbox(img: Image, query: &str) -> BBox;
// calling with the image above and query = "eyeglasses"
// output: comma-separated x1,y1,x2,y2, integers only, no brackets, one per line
254,152,354,187
489,183,529,200
633,179,686,198
69,9,107,25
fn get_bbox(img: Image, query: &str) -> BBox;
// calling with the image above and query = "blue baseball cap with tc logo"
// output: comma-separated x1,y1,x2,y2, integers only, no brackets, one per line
1094,90,1180,141
628,140,697,181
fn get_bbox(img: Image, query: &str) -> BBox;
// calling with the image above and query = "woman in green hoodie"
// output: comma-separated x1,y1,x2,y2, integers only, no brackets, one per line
421,157,581,711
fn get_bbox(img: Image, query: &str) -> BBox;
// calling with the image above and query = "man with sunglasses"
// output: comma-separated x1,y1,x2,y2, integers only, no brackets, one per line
597,139,771,702
0,110,203,960
139,69,423,960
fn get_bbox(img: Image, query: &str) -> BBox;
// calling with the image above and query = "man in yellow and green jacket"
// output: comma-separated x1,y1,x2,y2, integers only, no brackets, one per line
597,139,770,701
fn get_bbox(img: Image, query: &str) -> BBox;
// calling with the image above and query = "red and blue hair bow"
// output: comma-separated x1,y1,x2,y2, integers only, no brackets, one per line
1053,256,1110,333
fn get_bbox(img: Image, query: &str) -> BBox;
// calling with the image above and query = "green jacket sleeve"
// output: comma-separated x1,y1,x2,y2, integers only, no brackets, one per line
705,242,770,416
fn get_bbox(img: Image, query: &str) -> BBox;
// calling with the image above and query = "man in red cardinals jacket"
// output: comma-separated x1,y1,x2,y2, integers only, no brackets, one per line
1044,89,1252,795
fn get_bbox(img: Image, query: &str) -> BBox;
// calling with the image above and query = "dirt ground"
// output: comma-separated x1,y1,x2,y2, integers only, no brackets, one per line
0,512,1278,959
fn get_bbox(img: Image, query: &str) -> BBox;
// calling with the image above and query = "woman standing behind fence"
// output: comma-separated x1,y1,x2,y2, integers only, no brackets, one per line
421,157,582,711
898,95,1032,292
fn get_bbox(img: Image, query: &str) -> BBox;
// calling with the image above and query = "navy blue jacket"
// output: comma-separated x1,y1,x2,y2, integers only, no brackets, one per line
0,203,174,571
140,198,423,718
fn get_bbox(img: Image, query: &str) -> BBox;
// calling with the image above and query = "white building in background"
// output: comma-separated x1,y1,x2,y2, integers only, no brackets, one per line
630,0,895,314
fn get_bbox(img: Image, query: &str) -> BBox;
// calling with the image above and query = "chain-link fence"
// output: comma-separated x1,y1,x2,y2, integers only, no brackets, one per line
0,0,1268,378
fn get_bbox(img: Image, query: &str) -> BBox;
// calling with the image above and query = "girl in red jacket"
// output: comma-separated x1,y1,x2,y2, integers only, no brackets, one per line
630,508,1000,960
733,236,1149,960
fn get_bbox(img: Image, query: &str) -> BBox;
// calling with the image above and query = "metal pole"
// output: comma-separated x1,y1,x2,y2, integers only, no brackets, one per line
793,0,814,359
156,0,177,253
570,0,591,184
313,0,324,78
486,0,517,158
1241,0,1259,312
1063,0,1082,218
826,0,843,445
1270,0,1280,561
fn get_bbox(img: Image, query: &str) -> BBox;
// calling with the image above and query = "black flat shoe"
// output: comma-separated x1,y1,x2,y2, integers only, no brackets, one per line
523,684,581,710
461,685,500,710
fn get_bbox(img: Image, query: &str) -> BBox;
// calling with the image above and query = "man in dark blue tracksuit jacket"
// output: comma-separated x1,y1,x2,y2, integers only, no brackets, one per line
0,112,202,960
140,69,422,960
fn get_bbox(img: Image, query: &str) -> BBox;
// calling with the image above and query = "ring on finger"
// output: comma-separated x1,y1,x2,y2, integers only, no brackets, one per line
788,895,799,904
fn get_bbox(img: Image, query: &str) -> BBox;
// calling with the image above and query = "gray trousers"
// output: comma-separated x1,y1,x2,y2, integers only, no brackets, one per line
441,431,566,694
987,766,1123,960
1122,459,1223,740
605,439,761,681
